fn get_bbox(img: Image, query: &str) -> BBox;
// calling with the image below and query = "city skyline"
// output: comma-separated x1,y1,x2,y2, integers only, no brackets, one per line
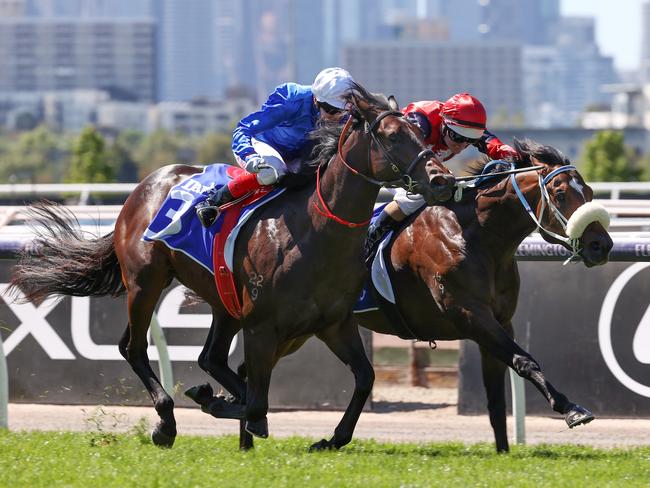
561,0,643,71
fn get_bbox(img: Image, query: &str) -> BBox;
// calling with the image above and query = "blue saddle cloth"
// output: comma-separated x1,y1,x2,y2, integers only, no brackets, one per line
142,163,282,273
353,204,389,313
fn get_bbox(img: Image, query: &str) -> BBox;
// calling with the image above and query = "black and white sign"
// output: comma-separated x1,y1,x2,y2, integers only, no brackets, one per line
0,260,368,409
460,261,650,417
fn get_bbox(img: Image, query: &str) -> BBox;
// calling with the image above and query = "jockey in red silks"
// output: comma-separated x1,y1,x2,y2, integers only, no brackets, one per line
195,67,355,227
364,92,519,256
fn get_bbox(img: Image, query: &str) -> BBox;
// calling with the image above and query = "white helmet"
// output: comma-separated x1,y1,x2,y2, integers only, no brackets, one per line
311,67,354,110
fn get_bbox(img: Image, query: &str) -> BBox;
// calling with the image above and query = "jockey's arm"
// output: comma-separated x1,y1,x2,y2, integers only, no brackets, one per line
473,130,518,160
232,88,301,162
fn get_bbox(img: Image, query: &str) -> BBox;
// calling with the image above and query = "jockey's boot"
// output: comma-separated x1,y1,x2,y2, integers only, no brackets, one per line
364,210,399,264
196,184,234,228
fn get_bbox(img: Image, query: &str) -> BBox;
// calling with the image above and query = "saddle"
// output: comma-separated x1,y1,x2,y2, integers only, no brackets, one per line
214,164,318,319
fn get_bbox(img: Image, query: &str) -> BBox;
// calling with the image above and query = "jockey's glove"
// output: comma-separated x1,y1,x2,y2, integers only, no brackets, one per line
244,154,266,173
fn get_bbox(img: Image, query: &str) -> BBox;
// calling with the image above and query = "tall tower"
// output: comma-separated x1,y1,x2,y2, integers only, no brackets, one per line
155,0,220,101
641,1,650,81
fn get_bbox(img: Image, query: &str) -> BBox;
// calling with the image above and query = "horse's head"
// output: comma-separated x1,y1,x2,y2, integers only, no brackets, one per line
513,139,613,267
346,85,455,203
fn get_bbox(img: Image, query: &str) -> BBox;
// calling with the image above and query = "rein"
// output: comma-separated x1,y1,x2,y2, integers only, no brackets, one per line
314,109,433,227
453,162,544,201
509,164,582,264
455,160,583,263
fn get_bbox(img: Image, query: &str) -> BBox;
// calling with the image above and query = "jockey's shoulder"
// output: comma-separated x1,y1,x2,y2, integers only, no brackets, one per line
271,82,313,103
402,100,443,115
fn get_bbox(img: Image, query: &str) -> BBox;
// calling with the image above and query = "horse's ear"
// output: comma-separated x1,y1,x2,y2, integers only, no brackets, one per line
350,90,377,124
388,95,399,111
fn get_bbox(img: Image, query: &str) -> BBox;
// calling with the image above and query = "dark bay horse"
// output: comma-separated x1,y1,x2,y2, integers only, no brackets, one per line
8,84,454,449
355,139,613,452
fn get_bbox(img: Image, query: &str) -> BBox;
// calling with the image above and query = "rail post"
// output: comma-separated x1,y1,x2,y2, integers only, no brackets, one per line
509,369,526,444
149,313,174,396
0,331,8,430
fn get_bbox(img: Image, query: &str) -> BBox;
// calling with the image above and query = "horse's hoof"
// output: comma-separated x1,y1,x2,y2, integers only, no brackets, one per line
151,424,176,448
309,439,334,452
202,397,245,419
184,383,213,406
566,405,595,428
245,418,269,438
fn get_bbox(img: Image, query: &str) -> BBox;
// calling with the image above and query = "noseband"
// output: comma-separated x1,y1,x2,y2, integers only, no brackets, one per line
337,110,435,191
510,164,582,263
314,109,434,227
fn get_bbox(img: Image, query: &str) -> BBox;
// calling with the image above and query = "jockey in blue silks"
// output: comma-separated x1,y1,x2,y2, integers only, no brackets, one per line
196,67,355,227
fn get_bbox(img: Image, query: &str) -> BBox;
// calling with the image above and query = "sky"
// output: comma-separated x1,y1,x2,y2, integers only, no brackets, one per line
561,0,645,71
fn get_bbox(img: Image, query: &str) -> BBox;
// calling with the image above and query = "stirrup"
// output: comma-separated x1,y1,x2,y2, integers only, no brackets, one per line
364,228,387,264
196,203,220,228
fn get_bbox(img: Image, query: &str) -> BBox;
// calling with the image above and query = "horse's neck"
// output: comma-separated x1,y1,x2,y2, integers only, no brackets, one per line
312,143,380,229
478,178,542,255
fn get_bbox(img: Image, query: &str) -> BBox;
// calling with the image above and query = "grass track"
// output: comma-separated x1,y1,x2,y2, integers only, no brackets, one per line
1,430,649,487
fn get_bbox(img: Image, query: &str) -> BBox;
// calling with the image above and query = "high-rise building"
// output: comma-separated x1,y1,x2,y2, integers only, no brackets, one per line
0,0,26,16
434,0,559,45
155,0,220,102
479,0,559,46
523,16,618,127
0,17,155,101
24,0,151,17
343,41,523,123
641,0,650,82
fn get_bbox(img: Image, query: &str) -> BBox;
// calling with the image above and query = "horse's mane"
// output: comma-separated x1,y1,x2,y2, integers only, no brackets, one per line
308,82,391,166
465,138,570,177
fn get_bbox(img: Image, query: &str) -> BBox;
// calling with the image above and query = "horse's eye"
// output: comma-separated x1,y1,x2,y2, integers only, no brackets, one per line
388,133,399,143
556,192,566,204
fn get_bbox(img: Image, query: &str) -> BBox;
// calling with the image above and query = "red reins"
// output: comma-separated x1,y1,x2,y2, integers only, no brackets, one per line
312,115,372,228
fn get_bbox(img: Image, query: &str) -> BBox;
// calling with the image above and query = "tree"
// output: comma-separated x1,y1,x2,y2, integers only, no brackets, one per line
107,141,139,182
67,126,115,183
133,129,193,178
196,132,234,165
0,125,63,183
580,131,642,182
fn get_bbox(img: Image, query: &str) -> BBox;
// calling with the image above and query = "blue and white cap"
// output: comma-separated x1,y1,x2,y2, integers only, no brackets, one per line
312,67,354,110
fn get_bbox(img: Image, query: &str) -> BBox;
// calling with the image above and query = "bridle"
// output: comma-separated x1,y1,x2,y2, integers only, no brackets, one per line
510,163,582,263
314,109,435,227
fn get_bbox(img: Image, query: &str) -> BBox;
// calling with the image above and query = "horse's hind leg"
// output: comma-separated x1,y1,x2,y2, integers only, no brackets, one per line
185,314,247,419
310,315,374,451
119,280,176,447
468,306,593,429
479,345,509,453
196,314,246,401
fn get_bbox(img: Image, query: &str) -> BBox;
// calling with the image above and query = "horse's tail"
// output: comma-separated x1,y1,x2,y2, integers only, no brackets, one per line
8,202,126,303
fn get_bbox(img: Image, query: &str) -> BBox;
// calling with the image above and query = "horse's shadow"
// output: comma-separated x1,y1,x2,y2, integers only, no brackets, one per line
371,400,453,413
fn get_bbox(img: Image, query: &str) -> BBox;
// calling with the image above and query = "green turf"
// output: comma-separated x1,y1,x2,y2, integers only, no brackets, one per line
1,430,649,487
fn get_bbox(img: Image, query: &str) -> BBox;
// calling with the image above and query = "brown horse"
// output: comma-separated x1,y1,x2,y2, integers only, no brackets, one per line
355,139,613,452
8,83,454,449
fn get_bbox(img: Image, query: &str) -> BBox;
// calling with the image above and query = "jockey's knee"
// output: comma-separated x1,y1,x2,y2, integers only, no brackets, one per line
256,166,285,185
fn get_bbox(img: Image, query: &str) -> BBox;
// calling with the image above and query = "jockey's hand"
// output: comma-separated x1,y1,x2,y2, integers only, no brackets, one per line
500,145,520,161
244,154,266,173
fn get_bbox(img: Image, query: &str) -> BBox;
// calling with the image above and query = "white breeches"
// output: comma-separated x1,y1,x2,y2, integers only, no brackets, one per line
392,187,425,216
234,138,287,185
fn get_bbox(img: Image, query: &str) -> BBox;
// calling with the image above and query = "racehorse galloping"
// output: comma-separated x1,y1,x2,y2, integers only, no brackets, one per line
9,83,454,449
355,139,612,452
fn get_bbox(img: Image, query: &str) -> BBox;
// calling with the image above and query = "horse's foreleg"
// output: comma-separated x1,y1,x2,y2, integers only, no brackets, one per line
310,315,374,451
479,345,509,453
466,306,594,430
120,283,176,447
242,326,277,439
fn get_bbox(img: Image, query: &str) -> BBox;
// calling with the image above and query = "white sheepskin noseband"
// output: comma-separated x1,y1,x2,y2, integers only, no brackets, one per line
565,201,610,239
